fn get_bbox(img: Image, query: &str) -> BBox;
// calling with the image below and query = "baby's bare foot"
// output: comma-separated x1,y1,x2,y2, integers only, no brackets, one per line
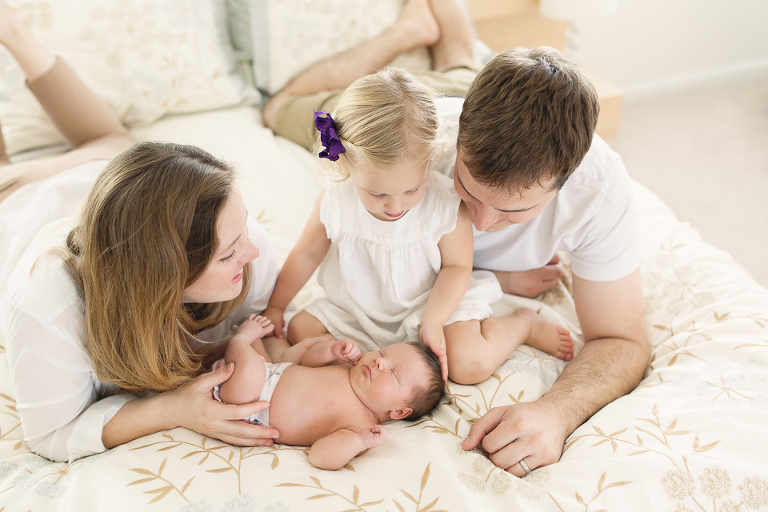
239,314,275,339
395,0,440,48
514,308,574,361
255,315,275,337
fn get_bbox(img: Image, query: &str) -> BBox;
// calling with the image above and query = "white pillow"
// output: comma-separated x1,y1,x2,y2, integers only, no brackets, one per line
0,0,259,155
249,0,433,95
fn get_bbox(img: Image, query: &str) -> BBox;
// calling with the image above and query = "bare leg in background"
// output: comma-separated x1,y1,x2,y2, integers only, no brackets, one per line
0,0,134,201
263,0,478,130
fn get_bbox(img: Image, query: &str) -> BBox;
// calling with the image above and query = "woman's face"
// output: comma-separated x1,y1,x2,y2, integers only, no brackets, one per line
183,188,260,303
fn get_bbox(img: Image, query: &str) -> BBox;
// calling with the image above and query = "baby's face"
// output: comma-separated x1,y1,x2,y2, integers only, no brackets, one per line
349,343,427,420
349,159,430,222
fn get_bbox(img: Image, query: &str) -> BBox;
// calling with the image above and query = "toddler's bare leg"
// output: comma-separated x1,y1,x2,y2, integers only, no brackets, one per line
428,0,477,71
264,310,334,362
445,308,574,384
263,0,438,128
286,310,334,345
262,336,291,364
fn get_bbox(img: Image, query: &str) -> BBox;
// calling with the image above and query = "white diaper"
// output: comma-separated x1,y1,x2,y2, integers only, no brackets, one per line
211,357,292,426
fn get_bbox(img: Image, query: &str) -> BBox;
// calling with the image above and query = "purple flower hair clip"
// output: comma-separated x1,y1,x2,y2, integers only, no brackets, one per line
314,110,346,161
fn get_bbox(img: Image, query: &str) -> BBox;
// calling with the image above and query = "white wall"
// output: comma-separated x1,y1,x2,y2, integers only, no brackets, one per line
571,0,768,100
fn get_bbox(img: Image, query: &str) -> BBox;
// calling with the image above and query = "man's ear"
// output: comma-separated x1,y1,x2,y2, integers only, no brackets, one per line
389,406,413,421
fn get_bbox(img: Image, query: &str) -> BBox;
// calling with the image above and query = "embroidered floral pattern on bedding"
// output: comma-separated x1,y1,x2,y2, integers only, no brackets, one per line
1,179,768,510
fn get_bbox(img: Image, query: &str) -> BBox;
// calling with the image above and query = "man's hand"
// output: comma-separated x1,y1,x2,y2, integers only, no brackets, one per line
491,255,564,298
461,401,569,477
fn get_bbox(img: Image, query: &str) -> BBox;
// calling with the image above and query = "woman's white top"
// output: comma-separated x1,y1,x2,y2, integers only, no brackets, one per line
0,161,278,462
304,170,502,352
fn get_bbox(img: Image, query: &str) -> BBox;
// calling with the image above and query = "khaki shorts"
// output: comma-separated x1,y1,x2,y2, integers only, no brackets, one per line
271,66,478,151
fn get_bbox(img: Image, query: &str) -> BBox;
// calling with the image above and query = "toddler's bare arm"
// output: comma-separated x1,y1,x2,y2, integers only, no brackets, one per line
421,202,474,379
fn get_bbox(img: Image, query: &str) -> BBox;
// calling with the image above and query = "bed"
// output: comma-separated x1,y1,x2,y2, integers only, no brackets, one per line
2,1,768,511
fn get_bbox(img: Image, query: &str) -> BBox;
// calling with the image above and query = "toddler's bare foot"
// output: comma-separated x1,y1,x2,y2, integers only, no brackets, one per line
394,0,440,49
513,307,574,361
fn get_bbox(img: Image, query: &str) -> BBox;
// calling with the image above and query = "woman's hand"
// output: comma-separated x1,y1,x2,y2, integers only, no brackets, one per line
163,362,280,446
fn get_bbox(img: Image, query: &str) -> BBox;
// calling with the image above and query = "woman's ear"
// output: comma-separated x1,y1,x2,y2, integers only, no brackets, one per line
389,406,413,421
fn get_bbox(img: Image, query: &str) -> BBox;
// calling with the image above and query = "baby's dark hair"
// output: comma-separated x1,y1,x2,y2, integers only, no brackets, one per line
404,342,445,420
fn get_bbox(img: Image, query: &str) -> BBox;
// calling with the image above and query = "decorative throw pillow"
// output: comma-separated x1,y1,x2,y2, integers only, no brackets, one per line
0,0,259,155
224,0,259,87
248,0,433,95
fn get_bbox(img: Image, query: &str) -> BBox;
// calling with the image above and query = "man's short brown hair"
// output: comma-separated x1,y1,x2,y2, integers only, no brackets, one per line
458,46,599,192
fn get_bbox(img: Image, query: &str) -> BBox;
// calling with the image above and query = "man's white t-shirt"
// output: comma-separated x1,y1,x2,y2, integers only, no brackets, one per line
1,162,279,462
434,97,640,282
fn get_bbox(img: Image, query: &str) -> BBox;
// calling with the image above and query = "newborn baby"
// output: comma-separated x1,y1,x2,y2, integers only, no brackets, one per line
213,315,444,470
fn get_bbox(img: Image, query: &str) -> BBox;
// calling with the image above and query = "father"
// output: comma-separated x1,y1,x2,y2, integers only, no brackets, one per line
262,0,649,478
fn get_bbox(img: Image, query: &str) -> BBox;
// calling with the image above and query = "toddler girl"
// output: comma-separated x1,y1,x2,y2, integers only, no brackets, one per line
264,67,573,384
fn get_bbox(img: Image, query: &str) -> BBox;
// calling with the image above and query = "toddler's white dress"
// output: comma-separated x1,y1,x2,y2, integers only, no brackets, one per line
304,170,502,352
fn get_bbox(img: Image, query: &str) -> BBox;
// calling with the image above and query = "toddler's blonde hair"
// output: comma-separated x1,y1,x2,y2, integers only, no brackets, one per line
318,67,442,180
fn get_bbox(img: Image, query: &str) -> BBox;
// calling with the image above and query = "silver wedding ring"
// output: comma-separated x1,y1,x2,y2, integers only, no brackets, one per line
518,458,532,475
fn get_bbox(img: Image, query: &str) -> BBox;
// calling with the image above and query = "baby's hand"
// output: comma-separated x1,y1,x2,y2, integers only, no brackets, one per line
234,314,274,341
331,338,362,365
262,307,286,338
419,323,448,382
358,425,388,449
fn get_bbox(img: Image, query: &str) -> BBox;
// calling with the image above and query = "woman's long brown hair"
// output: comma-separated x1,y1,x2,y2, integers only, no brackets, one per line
63,142,252,393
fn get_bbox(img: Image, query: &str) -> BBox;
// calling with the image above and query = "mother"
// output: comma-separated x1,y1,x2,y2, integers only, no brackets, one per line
0,3,279,462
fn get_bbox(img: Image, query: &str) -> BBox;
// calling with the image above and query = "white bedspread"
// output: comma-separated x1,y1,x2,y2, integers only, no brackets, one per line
1,107,767,512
